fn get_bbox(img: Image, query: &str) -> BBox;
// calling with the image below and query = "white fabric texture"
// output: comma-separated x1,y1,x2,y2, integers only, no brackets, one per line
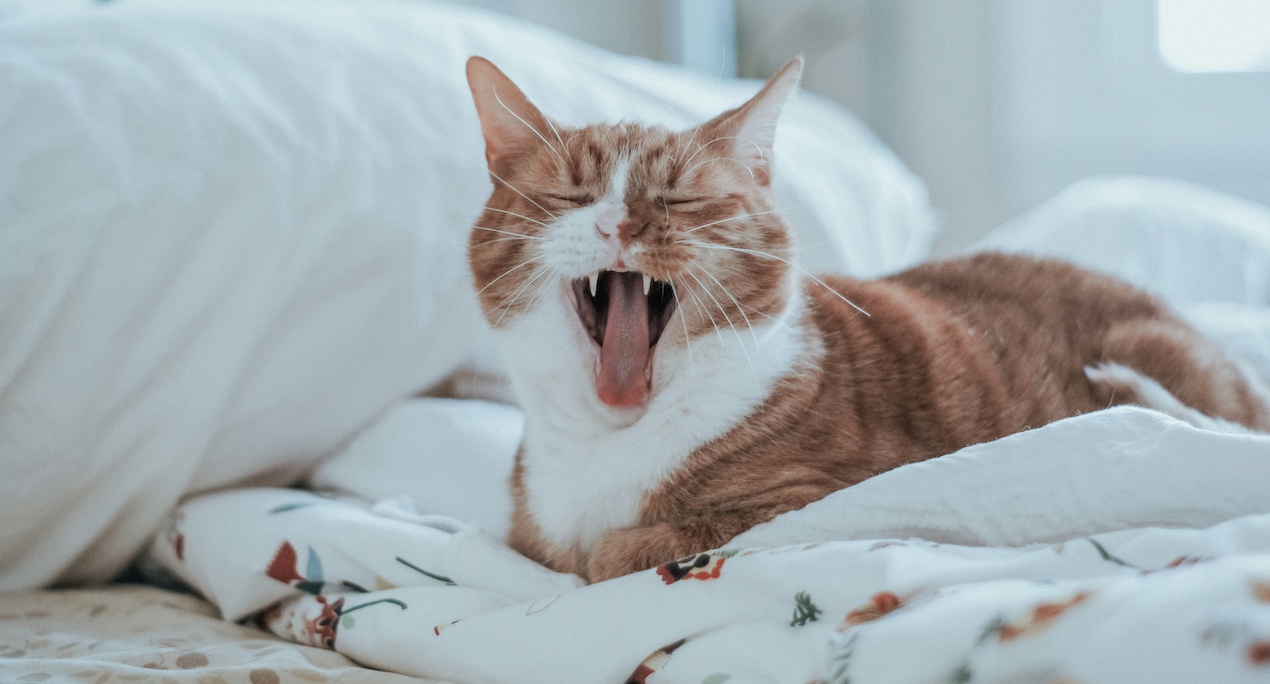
204,175,1270,680
0,3,934,589
310,398,523,540
733,407,1270,549
150,411,1270,683
972,176,1270,307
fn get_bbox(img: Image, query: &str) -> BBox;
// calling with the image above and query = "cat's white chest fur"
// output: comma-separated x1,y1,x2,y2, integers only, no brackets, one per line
498,291,808,555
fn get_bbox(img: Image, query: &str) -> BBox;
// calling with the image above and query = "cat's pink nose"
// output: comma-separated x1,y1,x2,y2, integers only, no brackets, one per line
616,218,647,247
595,204,624,238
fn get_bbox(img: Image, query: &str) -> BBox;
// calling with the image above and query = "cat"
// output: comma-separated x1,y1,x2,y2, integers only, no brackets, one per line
463,55,1270,582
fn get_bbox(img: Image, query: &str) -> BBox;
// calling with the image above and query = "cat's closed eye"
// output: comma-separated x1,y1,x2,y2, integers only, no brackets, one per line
547,193,594,206
657,196,709,208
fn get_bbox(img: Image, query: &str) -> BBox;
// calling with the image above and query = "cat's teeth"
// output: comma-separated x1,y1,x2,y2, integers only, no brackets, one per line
643,274,651,295
589,271,599,297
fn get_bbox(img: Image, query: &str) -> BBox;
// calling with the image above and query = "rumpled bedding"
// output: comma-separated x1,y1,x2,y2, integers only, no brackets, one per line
3,4,1270,683
0,0,934,591
144,408,1270,683
133,173,1270,683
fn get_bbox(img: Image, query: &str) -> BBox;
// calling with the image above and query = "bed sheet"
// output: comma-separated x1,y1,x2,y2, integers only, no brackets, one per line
145,407,1270,683
0,584,438,683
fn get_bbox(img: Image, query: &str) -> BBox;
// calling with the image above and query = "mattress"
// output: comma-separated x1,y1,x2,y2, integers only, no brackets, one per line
0,584,437,683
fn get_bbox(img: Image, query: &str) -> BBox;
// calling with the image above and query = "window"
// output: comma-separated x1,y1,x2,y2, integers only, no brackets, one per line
1157,0,1270,73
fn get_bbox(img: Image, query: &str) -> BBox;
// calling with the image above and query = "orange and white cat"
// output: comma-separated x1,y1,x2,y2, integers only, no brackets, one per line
463,56,1270,582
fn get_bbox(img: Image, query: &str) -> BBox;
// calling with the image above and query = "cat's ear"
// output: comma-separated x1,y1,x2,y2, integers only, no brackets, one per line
466,56,557,176
700,57,803,186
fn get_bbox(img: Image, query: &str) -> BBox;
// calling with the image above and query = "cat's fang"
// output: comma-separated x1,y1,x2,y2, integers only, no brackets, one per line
643,274,651,295
589,272,599,297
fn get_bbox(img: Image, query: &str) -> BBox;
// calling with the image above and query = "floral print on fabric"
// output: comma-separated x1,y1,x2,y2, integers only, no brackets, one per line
144,488,1270,684
656,551,734,585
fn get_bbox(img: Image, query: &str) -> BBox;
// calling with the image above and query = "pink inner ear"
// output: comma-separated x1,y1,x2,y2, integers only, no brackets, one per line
467,58,555,176
705,58,801,185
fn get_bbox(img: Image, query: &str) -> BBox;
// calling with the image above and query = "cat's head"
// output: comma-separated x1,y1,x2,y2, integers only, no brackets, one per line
465,57,802,414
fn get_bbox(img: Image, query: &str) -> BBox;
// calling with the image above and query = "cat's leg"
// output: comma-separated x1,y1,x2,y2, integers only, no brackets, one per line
1089,319,1270,432
586,513,765,583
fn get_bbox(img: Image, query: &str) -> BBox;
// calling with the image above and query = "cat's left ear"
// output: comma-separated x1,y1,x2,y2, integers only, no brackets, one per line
466,56,557,177
701,57,803,186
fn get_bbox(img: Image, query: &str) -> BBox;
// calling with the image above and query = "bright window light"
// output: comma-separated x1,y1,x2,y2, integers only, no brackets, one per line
1158,0,1270,72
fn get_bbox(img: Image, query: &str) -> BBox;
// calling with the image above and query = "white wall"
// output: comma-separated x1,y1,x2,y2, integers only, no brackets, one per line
991,0,1270,235
467,0,668,63
455,0,736,77
443,0,1270,256
737,1,998,254
738,0,1270,254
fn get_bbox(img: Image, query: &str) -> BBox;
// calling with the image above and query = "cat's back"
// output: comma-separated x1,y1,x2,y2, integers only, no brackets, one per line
882,252,1164,324
815,252,1169,360
803,252,1174,447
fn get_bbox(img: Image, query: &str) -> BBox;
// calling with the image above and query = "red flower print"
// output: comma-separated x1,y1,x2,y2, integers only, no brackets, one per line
266,541,304,585
844,592,904,627
1251,579,1270,604
625,638,687,684
1247,640,1270,666
655,553,727,585
997,592,1089,643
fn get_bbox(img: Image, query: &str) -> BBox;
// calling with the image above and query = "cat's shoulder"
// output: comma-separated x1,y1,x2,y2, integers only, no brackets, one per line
884,251,1143,301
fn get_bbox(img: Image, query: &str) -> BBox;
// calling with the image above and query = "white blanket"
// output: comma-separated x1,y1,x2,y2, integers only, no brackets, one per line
0,1,934,590
145,173,1270,682
147,407,1270,683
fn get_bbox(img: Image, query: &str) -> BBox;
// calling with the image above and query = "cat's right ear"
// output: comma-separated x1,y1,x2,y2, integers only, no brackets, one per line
466,56,555,177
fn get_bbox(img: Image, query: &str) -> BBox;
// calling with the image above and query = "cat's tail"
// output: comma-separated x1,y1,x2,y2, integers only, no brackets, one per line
1085,362,1267,435
1085,319,1270,434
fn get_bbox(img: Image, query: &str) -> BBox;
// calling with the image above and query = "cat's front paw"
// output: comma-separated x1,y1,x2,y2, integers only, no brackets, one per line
586,524,692,583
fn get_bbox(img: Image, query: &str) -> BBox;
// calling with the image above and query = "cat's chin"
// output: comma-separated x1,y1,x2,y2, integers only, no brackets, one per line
567,271,676,411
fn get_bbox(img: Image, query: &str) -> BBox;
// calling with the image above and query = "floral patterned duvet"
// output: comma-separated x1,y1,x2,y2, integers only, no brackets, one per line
132,407,1270,683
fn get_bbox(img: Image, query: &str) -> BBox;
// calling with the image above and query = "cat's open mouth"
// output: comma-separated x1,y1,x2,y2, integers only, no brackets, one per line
570,270,677,408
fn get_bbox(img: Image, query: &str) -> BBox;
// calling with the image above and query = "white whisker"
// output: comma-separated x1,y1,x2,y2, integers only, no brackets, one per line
741,302,798,335
472,225,546,240
685,155,755,180
685,208,783,234
494,264,554,328
685,267,759,388
691,260,760,348
478,235,544,247
484,207,551,227
476,253,546,297
487,169,559,220
678,141,710,171
491,87,568,170
678,135,764,179
684,239,871,317
705,135,766,163
540,113,575,177
681,278,716,337
669,279,694,371
676,123,704,169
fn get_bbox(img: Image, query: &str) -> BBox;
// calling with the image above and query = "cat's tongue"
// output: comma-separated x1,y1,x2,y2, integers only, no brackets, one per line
596,272,650,407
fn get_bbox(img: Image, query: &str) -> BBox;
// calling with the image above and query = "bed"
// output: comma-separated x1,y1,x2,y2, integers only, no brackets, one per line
2,2,1269,683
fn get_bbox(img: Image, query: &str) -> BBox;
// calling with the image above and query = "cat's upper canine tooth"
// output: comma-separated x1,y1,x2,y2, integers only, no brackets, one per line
589,271,599,297
643,274,651,295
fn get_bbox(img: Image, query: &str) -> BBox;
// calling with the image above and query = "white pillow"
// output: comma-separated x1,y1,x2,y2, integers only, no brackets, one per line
309,398,523,540
971,176,1270,307
0,2,934,588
